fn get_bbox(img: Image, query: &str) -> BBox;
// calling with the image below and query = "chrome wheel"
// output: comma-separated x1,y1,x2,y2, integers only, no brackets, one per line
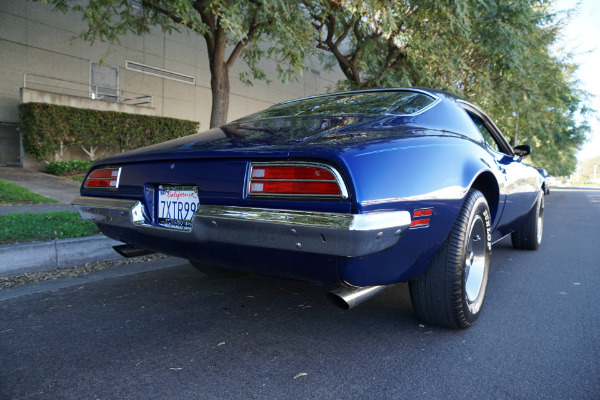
465,215,487,313
536,197,544,245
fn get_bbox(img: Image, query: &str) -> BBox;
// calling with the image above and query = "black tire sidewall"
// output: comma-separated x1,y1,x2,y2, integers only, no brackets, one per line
511,191,544,250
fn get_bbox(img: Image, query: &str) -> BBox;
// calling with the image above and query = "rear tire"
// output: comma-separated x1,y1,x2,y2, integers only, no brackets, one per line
189,260,246,278
511,192,544,250
409,189,491,329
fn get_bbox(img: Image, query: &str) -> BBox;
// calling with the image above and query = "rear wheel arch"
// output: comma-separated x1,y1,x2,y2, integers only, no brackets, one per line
470,171,499,226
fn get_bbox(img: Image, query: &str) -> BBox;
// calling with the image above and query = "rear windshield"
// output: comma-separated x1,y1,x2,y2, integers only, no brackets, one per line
243,90,437,120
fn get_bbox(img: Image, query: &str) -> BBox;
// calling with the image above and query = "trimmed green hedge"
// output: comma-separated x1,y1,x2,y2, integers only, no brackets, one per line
19,103,200,162
42,160,94,176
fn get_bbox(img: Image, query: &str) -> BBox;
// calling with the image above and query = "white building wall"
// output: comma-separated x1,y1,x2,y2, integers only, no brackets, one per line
0,0,343,130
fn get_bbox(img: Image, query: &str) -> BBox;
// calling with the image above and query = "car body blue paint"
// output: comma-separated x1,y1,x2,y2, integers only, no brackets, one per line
78,88,543,287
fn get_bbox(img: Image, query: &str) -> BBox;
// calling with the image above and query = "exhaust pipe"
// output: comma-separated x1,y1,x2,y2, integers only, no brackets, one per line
327,284,392,310
113,244,155,258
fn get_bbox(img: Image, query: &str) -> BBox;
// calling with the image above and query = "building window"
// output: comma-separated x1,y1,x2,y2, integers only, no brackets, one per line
90,62,119,102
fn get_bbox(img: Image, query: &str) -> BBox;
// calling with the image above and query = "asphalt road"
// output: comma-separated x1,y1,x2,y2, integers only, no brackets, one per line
1,188,599,400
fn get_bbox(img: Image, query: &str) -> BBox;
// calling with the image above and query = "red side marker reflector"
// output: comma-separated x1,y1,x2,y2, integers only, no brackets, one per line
413,208,433,218
411,208,433,228
410,219,430,228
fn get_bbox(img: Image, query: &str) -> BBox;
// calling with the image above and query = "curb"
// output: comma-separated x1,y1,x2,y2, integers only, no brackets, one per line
0,235,124,276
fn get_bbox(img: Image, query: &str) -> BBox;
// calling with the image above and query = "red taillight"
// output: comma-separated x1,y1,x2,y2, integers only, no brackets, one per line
84,167,121,189
251,166,335,181
248,164,346,197
250,181,341,195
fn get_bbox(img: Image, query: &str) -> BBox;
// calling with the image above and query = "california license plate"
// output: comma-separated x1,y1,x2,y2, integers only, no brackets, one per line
157,185,199,230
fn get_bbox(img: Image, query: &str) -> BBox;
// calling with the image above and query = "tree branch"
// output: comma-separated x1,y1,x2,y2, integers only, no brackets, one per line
227,16,260,69
194,0,216,56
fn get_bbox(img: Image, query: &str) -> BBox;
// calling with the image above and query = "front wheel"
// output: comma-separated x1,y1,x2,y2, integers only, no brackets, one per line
409,189,492,329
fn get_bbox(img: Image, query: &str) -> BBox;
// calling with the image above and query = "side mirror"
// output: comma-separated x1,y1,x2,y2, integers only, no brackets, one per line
514,144,532,157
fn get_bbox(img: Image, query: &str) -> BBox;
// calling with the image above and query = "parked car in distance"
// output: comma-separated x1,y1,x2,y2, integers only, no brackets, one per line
73,88,544,329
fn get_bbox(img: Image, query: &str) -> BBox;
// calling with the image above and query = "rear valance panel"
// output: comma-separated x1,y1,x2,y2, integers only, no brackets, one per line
82,159,248,201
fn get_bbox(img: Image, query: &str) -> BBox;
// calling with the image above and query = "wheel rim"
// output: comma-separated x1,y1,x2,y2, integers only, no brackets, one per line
465,215,487,304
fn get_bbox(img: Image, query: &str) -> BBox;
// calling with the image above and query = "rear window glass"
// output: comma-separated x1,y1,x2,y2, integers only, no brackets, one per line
242,91,437,120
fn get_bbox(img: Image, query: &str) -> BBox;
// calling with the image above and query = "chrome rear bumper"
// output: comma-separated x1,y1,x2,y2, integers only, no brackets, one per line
72,196,411,257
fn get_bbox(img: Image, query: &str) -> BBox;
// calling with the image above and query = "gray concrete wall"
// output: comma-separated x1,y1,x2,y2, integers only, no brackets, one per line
19,88,157,116
0,122,20,166
0,0,344,130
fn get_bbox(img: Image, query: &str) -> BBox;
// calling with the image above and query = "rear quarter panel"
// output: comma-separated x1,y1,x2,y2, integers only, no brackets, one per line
292,132,501,285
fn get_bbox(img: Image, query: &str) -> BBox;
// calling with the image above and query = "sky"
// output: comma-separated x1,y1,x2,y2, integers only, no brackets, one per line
554,0,600,161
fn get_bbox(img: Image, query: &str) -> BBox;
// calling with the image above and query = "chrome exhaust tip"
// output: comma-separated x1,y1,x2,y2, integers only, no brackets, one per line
327,285,392,310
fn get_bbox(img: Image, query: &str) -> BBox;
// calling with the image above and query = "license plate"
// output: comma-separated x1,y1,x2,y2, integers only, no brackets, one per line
157,185,199,230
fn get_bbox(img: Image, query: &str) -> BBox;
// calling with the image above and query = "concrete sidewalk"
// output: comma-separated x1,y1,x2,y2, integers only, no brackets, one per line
0,166,82,204
0,166,124,276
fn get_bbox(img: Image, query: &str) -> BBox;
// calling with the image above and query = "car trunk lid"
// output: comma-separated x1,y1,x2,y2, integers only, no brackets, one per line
94,116,375,166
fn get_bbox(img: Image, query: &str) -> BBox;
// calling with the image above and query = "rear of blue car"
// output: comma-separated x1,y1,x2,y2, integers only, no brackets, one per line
73,88,544,329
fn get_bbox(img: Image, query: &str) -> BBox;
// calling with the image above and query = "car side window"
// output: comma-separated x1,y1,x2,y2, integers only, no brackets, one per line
469,114,502,153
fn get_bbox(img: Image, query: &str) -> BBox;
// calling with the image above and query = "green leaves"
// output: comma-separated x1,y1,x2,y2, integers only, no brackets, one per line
19,103,199,162
34,0,591,172
36,0,316,127
42,160,94,176
304,0,591,175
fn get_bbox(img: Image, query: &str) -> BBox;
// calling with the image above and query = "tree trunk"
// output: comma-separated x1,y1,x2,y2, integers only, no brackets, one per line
209,60,230,128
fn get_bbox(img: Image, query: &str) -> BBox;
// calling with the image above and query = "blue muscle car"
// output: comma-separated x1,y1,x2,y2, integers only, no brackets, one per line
73,88,545,328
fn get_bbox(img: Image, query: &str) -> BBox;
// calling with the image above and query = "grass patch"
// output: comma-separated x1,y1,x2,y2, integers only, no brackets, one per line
0,211,99,245
0,180,58,205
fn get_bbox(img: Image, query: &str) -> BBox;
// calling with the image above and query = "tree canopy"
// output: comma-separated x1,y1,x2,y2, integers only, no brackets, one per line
304,0,591,175
37,0,592,175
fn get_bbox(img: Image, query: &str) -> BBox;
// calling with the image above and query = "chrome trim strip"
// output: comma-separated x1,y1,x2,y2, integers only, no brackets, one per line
457,100,515,156
72,196,411,257
273,88,441,117
409,95,441,116
116,166,122,188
